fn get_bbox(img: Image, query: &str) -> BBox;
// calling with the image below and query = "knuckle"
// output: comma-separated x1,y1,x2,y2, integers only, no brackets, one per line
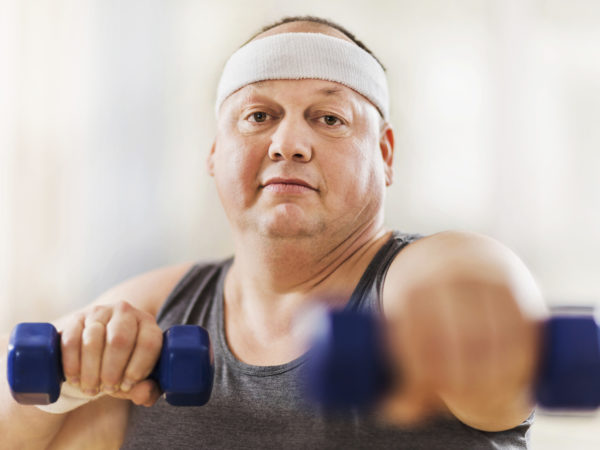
89,304,107,316
115,300,133,313
61,317,84,344
69,313,85,328
61,331,80,350
137,333,162,355
149,324,164,341
106,330,132,350
137,309,156,323
81,331,104,350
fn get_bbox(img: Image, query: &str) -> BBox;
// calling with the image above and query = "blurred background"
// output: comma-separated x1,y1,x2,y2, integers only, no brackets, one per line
1,0,599,447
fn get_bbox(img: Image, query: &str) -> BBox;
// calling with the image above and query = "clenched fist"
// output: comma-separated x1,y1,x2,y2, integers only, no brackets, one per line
379,231,547,431
55,300,164,407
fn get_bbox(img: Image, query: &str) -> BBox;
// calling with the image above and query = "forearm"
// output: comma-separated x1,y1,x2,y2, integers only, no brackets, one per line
0,333,68,449
48,396,130,449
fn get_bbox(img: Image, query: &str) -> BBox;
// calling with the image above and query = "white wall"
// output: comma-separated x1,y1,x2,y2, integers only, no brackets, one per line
4,0,600,323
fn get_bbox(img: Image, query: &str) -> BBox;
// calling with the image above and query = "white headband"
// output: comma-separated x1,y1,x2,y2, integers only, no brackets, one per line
215,32,389,120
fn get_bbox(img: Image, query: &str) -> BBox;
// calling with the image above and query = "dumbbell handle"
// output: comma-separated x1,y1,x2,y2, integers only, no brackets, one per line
7,322,214,407
306,310,600,411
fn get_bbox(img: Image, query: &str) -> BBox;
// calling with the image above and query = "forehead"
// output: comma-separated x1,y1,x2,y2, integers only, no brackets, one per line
222,79,376,116
242,79,352,100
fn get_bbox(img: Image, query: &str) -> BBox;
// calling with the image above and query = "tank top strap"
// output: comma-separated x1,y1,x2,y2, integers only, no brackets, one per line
344,230,423,314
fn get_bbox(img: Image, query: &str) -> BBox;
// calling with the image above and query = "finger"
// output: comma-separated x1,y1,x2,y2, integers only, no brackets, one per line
455,284,521,393
423,290,460,391
79,306,113,392
100,312,138,393
80,320,108,395
120,319,163,392
129,380,162,407
108,379,161,406
398,290,457,392
60,316,85,386
475,290,502,390
382,298,450,426
487,285,539,389
442,289,488,394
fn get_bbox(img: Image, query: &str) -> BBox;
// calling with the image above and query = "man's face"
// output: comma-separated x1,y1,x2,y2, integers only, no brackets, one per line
208,78,392,241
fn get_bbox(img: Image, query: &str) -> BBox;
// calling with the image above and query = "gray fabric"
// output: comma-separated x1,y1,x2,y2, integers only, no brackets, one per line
121,231,533,449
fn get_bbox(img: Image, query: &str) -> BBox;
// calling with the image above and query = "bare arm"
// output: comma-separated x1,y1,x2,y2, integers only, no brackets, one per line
381,230,547,431
86,261,195,317
0,261,194,449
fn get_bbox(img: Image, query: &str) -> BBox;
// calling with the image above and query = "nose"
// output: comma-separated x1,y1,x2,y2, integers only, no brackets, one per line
268,115,313,162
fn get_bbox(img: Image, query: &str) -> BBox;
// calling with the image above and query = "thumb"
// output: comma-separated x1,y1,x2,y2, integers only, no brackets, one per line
111,379,161,407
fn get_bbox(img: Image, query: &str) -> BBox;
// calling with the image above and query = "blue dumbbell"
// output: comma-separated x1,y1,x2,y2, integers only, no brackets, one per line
304,311,392,411
305,309,600,411
536,311,600,408
7,322,214,407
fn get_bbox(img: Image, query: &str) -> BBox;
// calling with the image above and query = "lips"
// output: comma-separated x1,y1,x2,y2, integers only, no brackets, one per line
262,177,317,193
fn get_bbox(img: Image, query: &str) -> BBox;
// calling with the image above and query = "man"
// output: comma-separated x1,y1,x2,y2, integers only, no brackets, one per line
0,16,546,448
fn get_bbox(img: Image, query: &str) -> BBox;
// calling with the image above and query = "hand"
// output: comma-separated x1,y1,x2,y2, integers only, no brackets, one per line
55,300,164,407
380,276,542,430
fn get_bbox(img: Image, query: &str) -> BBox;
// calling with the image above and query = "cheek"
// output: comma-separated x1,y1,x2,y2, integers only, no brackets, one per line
330,140,382,191
213,141,264,202
335,147,386,217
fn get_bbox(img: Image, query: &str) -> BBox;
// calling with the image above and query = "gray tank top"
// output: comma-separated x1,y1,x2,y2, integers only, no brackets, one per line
121,231,533,449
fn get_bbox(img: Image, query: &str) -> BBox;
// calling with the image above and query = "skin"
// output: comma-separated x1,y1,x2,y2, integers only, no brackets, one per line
0,21,548,448
209,75,394,364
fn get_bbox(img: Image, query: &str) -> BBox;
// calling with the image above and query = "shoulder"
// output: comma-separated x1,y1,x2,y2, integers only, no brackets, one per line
92,261,197,318
382,230,546,317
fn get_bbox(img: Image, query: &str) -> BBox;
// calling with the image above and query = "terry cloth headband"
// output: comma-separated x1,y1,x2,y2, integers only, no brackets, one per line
215,32,389,120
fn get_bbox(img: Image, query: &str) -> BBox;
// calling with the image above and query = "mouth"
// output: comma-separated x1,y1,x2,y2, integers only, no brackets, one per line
261,177,318,193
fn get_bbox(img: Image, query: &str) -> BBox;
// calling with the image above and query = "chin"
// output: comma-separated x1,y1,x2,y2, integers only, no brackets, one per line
259,222,320,239
258,213,326,239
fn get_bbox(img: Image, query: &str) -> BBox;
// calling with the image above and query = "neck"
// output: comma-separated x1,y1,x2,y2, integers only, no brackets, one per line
225,217,389,319
222,216,391,364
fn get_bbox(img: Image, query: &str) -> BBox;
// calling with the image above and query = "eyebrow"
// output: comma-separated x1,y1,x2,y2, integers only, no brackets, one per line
249,82,344,96
317,86,344,96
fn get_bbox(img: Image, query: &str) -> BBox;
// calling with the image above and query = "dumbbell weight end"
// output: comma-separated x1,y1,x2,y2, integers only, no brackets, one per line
7,323,64,405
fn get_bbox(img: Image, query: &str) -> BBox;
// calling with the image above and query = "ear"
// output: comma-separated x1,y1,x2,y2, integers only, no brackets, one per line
207,141,216,177
379,123,394,186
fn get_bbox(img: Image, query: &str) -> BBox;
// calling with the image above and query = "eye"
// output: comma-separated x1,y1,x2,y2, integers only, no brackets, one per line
320,115,342,126
248,112,269,123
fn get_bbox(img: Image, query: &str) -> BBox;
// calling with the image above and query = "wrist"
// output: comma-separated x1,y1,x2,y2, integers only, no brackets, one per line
35,382,104,415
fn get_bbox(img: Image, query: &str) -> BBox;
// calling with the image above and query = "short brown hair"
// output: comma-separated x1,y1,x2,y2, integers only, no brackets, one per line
246,15,386,71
